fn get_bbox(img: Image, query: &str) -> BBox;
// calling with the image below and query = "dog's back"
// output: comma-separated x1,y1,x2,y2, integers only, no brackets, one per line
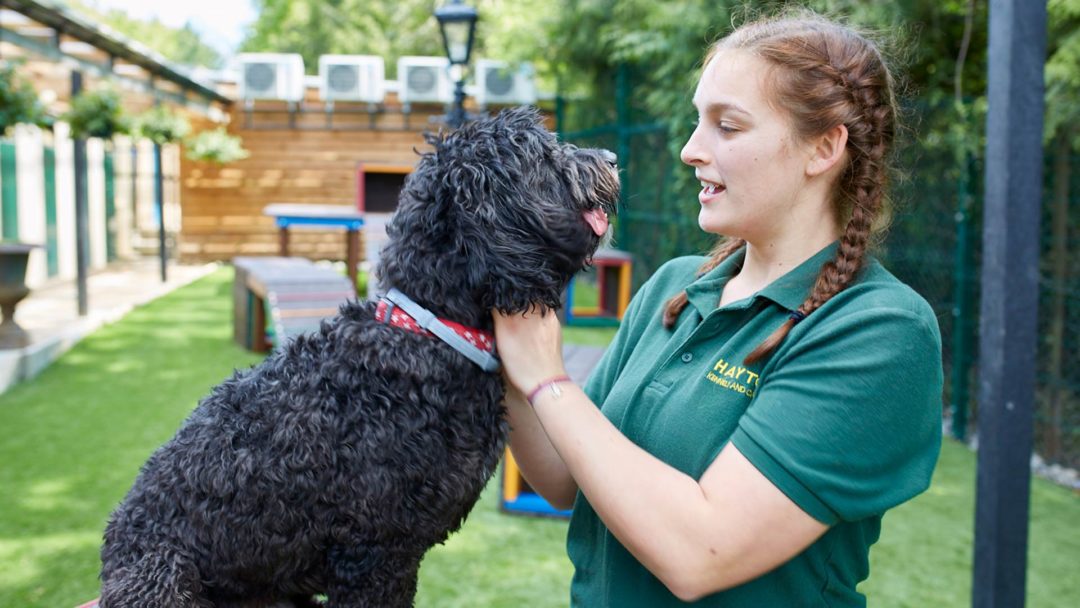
100,302,506,607
99,107,619,607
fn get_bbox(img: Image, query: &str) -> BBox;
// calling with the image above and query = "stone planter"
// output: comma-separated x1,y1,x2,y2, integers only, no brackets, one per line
0,243,39,349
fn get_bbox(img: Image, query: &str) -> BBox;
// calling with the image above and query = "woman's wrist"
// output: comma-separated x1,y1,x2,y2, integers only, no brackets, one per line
525,374,574,406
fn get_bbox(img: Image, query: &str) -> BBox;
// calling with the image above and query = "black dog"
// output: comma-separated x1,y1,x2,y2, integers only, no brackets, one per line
98,107,619,608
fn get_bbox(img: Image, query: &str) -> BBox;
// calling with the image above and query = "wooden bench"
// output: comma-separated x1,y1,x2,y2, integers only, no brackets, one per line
233,257,356,352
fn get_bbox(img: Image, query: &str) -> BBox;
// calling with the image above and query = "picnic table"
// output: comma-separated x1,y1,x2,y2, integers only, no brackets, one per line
263,203,365,288
233,256,356,352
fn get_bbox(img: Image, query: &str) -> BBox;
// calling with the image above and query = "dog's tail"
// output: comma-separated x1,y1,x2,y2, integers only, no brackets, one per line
99,546,210,608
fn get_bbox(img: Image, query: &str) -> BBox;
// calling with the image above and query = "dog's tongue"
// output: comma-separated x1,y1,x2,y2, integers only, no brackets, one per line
583,209,609,236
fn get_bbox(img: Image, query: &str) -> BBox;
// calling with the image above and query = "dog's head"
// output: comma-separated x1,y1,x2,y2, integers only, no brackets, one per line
378,106,620,323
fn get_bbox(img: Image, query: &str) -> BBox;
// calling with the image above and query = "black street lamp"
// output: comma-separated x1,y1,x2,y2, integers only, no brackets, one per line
435,0,478,128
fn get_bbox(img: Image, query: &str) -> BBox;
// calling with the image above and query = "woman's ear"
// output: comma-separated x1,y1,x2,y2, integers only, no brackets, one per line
806,123,849,177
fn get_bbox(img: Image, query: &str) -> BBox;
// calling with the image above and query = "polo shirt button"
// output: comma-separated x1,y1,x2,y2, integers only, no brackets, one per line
681,352,694,363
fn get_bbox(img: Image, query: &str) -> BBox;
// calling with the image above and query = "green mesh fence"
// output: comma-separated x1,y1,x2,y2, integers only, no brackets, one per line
559,83,1080,468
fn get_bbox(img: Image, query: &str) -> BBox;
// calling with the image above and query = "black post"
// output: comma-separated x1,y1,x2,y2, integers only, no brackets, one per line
448,77,467,129
72,70,89,317
154,141,166,283
972,1,1047,607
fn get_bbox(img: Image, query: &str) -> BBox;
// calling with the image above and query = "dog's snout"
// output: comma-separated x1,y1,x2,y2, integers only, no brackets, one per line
601,149,618,167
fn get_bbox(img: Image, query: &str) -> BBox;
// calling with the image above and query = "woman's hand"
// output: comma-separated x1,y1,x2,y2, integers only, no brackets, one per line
492,307,567,395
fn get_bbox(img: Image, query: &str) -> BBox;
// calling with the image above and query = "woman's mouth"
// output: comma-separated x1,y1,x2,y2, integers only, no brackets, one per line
699,180,726,201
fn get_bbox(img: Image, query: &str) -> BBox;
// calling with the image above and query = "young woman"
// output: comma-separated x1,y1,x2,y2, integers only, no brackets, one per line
494,13,943,607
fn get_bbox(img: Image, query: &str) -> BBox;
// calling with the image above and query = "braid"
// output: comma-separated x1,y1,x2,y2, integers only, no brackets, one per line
733,17,896,365
662,238,745,328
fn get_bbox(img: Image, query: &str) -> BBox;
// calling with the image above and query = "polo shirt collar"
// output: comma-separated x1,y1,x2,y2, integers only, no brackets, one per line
685,241,839,316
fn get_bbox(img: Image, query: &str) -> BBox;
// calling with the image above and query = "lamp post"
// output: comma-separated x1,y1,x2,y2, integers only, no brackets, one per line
435,0,478,129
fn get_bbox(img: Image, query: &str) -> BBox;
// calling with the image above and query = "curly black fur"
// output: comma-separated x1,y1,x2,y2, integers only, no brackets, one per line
98,107,619,608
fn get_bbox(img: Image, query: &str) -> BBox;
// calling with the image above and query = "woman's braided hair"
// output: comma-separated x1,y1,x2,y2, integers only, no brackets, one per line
662,14,899,365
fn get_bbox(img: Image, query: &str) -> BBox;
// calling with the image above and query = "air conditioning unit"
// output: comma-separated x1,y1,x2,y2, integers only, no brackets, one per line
474,60,537,107
397,56,452,104
318,55,385,103
238,53,305,102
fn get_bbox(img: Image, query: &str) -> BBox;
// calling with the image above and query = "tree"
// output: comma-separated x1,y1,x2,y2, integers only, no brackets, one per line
66,0,224,68
242,0,442,76
241,0,557,78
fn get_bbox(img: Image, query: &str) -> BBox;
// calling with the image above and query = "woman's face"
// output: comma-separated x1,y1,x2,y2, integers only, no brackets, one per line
681,51,819,243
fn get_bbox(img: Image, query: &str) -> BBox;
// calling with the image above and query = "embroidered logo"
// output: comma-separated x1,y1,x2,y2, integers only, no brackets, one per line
705,357,760,398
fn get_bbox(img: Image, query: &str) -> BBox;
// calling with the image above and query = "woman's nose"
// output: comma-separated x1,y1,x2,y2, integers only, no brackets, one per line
680,127,707,166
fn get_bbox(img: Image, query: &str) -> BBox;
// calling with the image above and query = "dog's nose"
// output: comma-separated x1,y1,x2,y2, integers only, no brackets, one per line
601,149,618,167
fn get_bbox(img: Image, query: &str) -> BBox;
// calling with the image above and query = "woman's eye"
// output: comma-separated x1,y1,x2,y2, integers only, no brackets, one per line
718,123,737,133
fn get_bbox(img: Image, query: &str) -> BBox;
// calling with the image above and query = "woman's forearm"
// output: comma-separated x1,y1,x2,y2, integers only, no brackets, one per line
527,382,720,594
505,386,579,509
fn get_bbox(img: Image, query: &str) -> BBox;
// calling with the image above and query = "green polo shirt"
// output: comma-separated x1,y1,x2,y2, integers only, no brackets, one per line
569,242,943,607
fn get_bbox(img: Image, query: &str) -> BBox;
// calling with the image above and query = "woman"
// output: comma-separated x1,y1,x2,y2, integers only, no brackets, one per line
494,12,944,607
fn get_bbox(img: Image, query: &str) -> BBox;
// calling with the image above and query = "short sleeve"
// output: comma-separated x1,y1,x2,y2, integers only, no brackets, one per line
730,307,944,525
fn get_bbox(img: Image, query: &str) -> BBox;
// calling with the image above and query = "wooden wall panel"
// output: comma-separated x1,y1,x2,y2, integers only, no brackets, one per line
179,102,553,264
178,105,436,264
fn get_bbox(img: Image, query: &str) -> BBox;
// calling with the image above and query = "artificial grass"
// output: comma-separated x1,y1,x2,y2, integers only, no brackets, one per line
0,268,1077,607
0,268,263,606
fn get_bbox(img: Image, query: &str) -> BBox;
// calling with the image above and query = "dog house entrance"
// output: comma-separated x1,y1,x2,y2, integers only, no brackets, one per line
357,164,412,213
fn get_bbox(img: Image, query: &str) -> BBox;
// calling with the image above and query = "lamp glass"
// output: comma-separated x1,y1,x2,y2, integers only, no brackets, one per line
442,21,472,65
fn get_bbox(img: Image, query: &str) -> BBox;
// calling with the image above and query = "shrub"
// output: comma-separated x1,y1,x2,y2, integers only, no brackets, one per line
63,88,130,140
0,62,50,136
184,128,249,164
135,105,191,145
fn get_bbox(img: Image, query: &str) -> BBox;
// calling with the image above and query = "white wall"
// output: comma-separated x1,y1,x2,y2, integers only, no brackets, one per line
13,125,48,287
54,122,77,280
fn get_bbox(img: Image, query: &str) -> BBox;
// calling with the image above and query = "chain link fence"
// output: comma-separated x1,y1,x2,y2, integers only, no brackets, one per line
559,82,1080,468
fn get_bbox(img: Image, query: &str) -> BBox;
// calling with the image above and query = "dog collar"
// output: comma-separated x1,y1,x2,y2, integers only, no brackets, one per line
377,288,500,373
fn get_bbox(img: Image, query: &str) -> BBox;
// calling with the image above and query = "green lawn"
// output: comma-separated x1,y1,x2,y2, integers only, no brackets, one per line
0,268,1077,607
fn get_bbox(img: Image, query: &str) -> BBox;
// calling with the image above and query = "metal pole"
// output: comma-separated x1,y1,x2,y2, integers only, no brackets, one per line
972,1,1047,606
449,76,466,129
950,151,974,441
72,70,89,317
614,64,631,247
155,141,166,283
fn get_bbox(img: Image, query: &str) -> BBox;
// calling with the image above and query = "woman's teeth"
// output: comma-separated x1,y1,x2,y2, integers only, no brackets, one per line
700,181,724,194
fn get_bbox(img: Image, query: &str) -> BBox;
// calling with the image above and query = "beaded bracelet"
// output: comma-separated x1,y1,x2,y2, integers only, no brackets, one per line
525,374,573,406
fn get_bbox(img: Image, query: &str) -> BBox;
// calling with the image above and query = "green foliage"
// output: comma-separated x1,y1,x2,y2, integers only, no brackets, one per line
0,62,51,136
66,0,223,68
1047,0,1080,145
62,89,130,140
242,0,443,77
135,105,191,145
241,0,557,79
184,128,250,165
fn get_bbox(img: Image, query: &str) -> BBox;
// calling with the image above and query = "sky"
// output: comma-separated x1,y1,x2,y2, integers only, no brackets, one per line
84,0,257,57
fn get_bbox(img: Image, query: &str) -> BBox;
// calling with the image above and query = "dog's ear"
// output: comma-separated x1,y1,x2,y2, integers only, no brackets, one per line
458,189,594,316
441,108,599,316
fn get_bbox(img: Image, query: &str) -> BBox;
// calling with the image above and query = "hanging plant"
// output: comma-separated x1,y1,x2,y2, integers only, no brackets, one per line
63,88,130,140
184,128,249,165
0,62,50,137
135,105,191,145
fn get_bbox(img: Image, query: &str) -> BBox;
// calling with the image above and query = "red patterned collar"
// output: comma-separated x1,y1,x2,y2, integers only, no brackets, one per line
376,300,495,353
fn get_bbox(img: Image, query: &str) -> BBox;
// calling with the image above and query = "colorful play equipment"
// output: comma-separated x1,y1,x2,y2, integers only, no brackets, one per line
499,447,572,518
564,248,633,327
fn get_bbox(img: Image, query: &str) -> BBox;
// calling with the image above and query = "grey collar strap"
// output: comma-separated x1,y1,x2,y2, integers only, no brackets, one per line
383,288,501,373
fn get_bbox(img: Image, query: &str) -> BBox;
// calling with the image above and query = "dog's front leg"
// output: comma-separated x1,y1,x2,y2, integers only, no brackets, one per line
325,544,421,608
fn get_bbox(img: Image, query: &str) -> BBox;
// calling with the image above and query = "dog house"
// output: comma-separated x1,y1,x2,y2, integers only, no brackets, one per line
564,248,633,326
